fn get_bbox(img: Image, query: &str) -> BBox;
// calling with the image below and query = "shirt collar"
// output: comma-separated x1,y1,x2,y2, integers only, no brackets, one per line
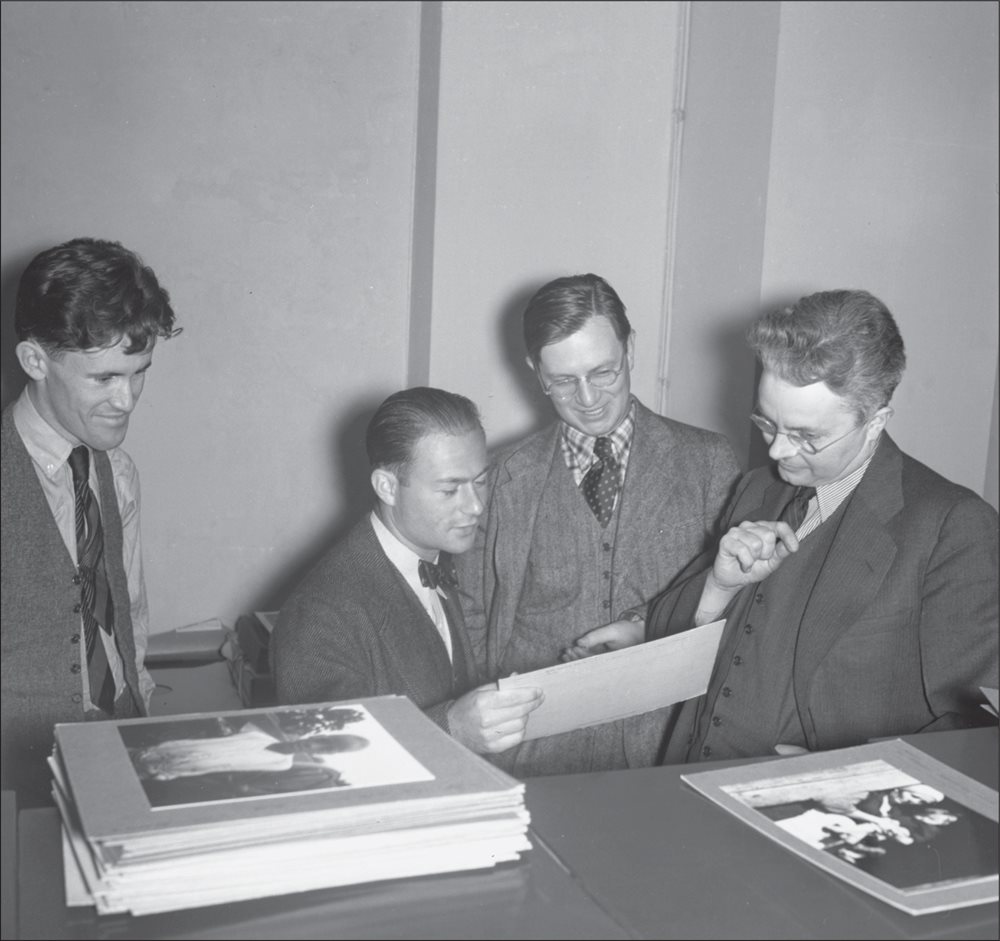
370,510,438,584
814,438,880,522
12,387,75,481
561,397,637,474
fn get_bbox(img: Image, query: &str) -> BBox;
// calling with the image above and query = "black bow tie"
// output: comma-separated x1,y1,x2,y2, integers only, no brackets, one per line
418,558,458,593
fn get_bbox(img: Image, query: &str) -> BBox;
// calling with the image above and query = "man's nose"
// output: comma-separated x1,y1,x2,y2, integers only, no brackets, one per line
110,378,137,412
768,432,799,461
576,378,600,406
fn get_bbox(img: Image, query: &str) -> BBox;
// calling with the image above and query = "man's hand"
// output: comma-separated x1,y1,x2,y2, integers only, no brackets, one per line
695,520,800,624
559,618,644,662
713,519,800,587
447,684,543,754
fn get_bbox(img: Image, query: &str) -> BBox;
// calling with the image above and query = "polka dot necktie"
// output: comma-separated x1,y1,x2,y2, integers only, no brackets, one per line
68,446,117,714
581,436,620,528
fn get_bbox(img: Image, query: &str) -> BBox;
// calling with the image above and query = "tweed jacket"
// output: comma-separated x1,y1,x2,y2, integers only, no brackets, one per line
272,514,478,730
457,398,740,680
649,434,1000,763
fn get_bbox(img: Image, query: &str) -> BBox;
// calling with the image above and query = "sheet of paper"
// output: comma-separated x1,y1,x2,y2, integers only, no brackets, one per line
981,686,999,718
498,619,725,741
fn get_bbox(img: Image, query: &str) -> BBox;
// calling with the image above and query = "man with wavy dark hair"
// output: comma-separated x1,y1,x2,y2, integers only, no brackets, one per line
2,237,179,807
567,289,998,763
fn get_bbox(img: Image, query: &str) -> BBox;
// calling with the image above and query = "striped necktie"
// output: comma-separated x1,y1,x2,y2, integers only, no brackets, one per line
68,446,117,714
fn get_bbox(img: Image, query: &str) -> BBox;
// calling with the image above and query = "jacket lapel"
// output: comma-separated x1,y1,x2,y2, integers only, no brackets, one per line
487,427,561,669
361,522,455,700
789,438,904,731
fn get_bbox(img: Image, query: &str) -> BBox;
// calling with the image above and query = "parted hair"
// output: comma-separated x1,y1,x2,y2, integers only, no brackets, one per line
747,289,906,419
15,237,178,355
366,387,483,478
523,273,631,363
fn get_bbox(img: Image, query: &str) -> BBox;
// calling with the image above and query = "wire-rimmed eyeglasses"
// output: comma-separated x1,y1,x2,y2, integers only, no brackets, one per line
749,412,865,455
541,352,628,402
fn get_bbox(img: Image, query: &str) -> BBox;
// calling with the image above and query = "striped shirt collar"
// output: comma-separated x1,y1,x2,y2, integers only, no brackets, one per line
797,437,881,538
560,398,637,485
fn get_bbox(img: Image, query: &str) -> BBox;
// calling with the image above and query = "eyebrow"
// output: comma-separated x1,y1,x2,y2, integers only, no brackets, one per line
87,361,153,380
754,406,821,436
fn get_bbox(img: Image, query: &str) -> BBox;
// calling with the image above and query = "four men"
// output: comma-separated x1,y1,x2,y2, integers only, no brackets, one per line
3,255,996,797
1,237,179,806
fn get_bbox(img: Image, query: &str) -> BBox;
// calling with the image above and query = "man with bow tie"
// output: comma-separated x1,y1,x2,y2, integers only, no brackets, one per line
273,387,542,755
454,274,740,776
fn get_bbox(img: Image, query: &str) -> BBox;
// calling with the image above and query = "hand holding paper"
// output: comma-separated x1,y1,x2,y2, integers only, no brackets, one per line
499,619,725,741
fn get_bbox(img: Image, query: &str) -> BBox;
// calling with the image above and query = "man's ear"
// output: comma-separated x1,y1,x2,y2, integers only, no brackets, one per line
15,340,48,381
371,467,399,507
865,405,894,442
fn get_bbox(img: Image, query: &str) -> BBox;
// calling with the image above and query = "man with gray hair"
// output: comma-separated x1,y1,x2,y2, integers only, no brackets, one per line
566,289,998,762
274,386,542,754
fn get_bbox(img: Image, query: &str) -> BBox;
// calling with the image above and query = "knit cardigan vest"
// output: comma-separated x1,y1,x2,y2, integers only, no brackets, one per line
1,404,144,801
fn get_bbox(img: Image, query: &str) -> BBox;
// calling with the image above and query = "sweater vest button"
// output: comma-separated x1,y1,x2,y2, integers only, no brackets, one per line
73,603,82,614
70,663,81,674
72,574,82,585
71,693,82,703
70,634,80,644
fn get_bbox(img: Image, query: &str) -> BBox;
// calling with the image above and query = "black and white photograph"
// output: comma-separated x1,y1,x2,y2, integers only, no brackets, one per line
118,703,434,808
733,760,998,891
2,1,997,937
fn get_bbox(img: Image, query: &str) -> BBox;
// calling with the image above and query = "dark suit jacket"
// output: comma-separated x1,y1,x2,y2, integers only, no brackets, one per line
272,515,477,730
649,434,999,762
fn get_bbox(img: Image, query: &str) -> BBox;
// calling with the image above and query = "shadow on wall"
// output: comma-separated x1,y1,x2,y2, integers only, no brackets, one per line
243,390,385,614
1,247,44,410
489,277,570,455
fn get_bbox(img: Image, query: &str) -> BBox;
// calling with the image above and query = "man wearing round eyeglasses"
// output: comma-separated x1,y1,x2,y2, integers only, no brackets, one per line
455,273,741,777
566,289,998,764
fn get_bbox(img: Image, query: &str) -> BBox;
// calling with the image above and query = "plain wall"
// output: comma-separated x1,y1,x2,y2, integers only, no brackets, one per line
1,1,423,630
2,1,997,634
760,1,999,492
427,0,681,450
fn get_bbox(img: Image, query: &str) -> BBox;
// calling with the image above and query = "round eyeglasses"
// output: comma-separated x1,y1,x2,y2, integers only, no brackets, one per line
541,353,628,402
750,412,865,456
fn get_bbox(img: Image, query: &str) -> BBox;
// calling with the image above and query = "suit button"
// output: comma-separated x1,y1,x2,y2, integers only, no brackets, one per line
733,655,743,665
72,574,82,585
712,716,722,727
744,624,754,634
722,687,732,697
602,570,610,580
702,745,712,758
602,599,610,609
70,663,82,674
602,542,612,552
70,634,80,644
73,603,82,613
755,591,764,603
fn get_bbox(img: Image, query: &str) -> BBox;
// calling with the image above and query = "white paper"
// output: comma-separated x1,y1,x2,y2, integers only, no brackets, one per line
498,619,725,740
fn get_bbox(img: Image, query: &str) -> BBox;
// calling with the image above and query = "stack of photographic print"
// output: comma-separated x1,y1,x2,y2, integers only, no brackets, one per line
49,695,530,916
